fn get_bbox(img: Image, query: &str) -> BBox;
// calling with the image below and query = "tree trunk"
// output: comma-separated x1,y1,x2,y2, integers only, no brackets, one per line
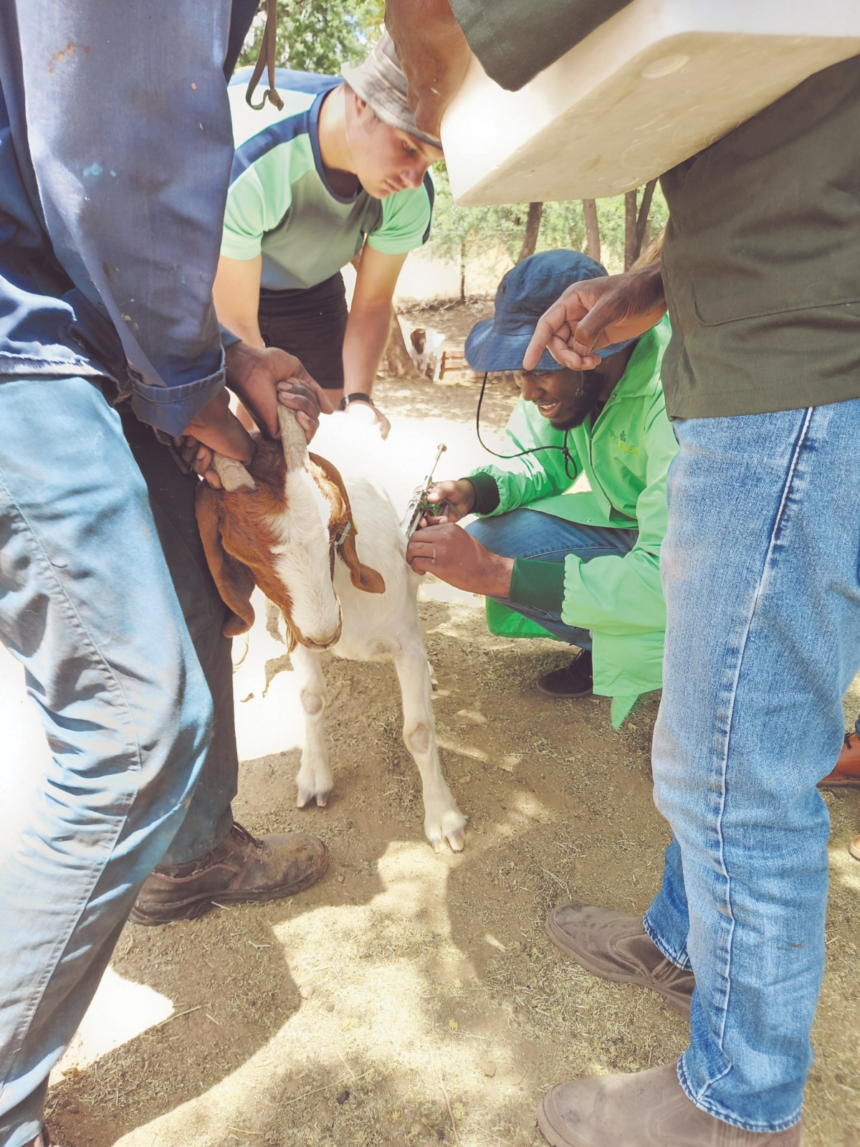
624,190,639,270
624,179,658,270
581,199,600,263
459,239,467,303
517,201,543,263
384,307,417,378
636,178,658,253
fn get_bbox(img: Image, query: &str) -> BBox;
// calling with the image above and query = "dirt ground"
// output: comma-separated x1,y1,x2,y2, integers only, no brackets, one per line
48,304,860,1147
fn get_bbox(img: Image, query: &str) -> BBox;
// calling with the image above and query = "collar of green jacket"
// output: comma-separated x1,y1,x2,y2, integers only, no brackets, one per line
599,315,671,403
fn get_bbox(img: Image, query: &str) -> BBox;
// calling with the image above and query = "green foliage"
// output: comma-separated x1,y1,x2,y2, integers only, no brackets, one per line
426,165,668,279
239,0,384,76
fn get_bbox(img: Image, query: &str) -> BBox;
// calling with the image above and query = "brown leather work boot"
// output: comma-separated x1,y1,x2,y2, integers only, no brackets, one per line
130,822,328,926
537,650,593,698
817,731,860,788
538,1063,802,1147
546,903,695,1017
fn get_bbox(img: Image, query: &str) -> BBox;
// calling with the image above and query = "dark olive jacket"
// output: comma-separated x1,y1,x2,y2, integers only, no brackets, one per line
452,1,860,418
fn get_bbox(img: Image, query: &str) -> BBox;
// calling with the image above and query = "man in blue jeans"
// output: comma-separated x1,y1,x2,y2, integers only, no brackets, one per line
388,1,860,1144
0,4,331,1145
407,250,677,730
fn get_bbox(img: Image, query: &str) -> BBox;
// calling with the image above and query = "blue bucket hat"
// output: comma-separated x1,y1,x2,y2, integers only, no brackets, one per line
465,250,635,373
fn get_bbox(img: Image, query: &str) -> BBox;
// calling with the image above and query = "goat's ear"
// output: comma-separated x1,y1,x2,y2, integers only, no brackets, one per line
338,530,386,595
195,485,257,636
309,452,386,595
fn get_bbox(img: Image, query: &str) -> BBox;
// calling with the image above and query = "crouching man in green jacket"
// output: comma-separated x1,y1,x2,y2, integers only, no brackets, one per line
406,250,675,728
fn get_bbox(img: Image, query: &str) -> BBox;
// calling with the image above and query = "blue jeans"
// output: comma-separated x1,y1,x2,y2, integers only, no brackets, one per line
0,377,224,1146
467,509,638,647
643,401,860,1132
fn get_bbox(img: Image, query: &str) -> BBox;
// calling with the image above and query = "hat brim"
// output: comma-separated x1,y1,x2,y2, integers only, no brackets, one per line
340,63,442,150
465,318,555,373
465,317,635,372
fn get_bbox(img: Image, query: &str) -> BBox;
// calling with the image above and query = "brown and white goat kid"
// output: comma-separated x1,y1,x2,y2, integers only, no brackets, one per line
195,408,466,853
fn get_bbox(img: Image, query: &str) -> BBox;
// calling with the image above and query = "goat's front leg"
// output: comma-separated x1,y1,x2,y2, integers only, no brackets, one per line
393,639,466,853
290,644,334,808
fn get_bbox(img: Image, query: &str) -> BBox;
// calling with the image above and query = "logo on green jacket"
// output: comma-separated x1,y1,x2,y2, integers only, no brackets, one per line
614,430,639,456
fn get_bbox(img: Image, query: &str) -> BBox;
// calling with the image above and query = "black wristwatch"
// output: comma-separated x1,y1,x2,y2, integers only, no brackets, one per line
339,392,374,411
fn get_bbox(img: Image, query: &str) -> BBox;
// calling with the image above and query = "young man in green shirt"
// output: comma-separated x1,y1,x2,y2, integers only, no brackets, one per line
406,251,675,728
214,33,443,438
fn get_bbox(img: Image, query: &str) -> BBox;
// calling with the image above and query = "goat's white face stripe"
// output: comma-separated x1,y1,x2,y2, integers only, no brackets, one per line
269,469,341,644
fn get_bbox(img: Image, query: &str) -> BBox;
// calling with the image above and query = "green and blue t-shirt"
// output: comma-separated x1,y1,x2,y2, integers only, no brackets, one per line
223,70,434,292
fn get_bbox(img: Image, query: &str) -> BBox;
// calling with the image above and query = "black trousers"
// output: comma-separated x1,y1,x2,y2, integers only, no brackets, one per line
120,406,238,863
258,272,349,390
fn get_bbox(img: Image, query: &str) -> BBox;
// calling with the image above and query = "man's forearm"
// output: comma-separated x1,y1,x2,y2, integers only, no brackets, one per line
342,305,392,398
473,551,514,598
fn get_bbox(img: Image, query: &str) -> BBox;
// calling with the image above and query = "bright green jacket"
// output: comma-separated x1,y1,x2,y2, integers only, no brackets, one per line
469,318,676,726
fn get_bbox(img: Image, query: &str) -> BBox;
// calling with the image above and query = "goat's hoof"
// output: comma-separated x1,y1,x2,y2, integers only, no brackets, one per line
426,810,468,853
297,787,331,809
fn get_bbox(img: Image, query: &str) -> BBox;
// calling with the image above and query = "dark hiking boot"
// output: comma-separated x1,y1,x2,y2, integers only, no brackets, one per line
130,822,328,925
546,903,695,1018
536,650,593,698
538,1062,803,1147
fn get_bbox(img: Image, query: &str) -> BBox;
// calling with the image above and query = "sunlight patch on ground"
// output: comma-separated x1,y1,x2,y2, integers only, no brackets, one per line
56,968,174,1078
418,578,483,608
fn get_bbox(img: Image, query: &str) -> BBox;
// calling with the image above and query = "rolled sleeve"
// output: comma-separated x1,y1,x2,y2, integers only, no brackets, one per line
130,360,226,439
510,558,566,614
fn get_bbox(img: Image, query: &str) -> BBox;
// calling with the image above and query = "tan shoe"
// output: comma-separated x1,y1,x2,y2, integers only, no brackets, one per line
817,731,860,788
849,834,860,862
546,903,695,1018
130,822,328,925
538,1062,802,1146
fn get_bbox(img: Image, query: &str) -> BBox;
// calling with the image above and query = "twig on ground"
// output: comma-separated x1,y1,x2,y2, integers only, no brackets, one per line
152,1005,202,1030
439,1075,462,1147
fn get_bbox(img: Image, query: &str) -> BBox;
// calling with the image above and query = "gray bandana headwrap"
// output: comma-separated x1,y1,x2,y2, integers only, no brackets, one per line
341,32,443,151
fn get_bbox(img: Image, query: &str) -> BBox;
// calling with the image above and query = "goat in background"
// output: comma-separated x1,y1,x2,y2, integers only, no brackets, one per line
196,407,467,853
409,327,446,381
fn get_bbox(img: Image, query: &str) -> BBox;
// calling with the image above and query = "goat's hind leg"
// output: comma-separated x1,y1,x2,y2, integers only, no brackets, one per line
393,639,466,852
291,644,334,808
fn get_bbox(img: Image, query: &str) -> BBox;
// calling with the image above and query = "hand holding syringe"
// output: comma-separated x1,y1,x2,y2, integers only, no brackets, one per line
401,444,448,540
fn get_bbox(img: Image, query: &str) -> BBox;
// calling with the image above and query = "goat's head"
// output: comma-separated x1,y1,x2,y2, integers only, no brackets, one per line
195,407,384,651
410,327,427,355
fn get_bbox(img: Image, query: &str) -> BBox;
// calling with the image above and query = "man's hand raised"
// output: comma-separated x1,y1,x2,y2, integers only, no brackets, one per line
385,0,472,140
524,263,667,372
